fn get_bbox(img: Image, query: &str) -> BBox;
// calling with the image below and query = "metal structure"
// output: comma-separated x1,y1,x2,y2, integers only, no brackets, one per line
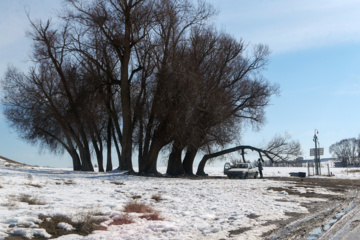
312,130,323,175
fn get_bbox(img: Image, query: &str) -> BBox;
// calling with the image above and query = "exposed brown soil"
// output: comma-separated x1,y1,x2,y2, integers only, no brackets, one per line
259,177,360,240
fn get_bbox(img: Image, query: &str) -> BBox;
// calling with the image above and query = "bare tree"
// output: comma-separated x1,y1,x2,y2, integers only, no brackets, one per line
136,0,217,175
330,138,359,167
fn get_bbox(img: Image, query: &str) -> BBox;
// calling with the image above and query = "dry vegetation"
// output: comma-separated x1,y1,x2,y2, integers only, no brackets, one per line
109,181,124,185
24,183,42,188
4,195,18,208
124,201,154,213
36,213,106,238
110,214,134,226
346,169,360,173
131,195,142,200
18,194,46,205
151,194,163,202
124,201,164,221
64,179,76,185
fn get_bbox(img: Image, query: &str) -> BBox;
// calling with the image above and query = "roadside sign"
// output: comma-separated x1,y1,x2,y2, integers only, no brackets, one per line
310,148,324,156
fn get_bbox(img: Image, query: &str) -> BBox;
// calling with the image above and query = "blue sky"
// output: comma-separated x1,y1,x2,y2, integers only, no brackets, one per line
1,0,360,167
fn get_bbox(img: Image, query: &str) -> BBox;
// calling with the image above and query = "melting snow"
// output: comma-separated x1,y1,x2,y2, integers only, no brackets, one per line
0,157,358,239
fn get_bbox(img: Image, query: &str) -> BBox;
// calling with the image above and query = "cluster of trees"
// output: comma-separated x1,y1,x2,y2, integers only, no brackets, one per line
1,0,280,176
329,137,360,167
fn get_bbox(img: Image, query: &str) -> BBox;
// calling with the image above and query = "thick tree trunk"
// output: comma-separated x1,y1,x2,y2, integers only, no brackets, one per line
182,146,198,175
70,149,82,171
166,143,185,176
119,6,134,173
79,149,93,171
140,139,164,176
196,155,210,176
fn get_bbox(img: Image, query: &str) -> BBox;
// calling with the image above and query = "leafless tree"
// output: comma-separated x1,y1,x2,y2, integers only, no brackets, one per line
135,0,217,175
329,138,359,167
2,0,284,176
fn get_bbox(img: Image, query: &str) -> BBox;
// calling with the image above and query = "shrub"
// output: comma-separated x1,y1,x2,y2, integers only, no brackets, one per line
124,201,154,213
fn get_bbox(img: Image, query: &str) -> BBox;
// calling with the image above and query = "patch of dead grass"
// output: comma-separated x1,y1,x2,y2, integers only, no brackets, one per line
139,211,164,221
24,183,42,188
37,209,107,238
110,181,124,185
151,193,163,202
131,195,142,200
64,179,76,185
19,194,46,205
124,201,154,213
110,214,134,225
123,201,164,221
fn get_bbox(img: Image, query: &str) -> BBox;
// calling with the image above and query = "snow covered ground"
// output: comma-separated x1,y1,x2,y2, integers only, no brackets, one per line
0,157,359,240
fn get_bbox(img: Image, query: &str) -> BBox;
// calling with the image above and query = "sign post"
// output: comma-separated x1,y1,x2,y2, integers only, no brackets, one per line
311,130,323,175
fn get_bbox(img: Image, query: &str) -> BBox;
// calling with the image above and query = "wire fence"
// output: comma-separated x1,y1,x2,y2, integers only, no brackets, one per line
307,163,333,176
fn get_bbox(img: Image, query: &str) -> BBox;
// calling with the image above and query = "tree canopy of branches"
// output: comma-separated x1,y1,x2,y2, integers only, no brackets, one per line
329,138,360,167
1,0,280,176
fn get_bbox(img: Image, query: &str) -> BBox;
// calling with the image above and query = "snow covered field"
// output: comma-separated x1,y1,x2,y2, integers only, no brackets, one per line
0,158,359,240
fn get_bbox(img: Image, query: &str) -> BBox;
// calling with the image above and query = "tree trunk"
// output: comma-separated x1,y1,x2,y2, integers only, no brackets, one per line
140,139,164,176
70,149,82,171
93,144,104,172
112,123,122,169
196,155,210,176
182,146,198,175
119,6,134,173
166,143,185,176
106,117,113,172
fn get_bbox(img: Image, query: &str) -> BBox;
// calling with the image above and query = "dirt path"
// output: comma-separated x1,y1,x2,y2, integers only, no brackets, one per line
262,177,360,240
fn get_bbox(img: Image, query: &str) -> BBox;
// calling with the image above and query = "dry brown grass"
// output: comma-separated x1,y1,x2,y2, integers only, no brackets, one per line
19,194,46,205
110,181,125,185
4,195,18,208
347,169,360,173
151,193,163,202
123,201,164,221
64,179,76,185
0,184,3,189
139,211,164,221
37,213,107,238
131,195,142,200
24,183,42,188
124,201,154,213
110,214,134,225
